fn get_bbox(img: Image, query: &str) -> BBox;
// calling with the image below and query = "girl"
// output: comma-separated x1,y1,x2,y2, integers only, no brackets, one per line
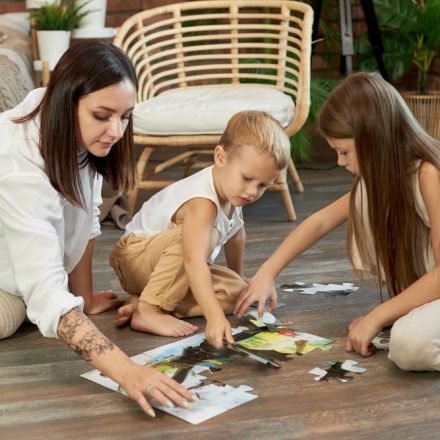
235,72,440,371
0,41,194,416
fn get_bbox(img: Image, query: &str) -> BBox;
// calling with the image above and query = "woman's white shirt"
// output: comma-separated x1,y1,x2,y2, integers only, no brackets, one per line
0,88,102,338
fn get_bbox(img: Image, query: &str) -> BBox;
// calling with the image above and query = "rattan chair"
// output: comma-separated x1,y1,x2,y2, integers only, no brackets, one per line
114,0,313,220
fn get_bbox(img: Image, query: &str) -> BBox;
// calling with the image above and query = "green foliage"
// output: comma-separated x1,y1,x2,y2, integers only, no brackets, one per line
356,32,413,80
291,78,339,162
357,0,440,94
30,0,91,31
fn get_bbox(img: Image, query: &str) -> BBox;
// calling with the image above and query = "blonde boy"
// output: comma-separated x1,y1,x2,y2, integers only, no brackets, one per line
109,111,291,348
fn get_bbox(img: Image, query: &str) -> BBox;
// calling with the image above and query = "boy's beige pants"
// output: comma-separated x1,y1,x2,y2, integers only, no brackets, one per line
109,226,246,318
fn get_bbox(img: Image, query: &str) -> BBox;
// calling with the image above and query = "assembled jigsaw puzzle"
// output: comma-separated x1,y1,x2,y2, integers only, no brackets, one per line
82,312,332,424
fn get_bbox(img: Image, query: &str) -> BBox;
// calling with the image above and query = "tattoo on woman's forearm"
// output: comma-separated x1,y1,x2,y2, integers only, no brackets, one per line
58,308,88,340
58,308,114,361
68,329,115,361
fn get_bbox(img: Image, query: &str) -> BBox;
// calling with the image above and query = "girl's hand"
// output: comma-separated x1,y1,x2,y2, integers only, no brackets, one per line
83,290,123,314
234,272,277,318
346,315,382,356
205,315,234,349
121,363,196,417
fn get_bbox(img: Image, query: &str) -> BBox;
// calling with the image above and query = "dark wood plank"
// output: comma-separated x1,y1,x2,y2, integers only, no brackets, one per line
2,166,440,439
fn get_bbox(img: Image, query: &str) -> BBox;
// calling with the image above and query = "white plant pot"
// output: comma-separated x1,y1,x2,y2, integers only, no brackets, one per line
37,30,71,70
26,0,56,8
76,0,107,29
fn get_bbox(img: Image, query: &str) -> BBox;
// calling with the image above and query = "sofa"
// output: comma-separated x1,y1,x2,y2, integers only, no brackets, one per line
0,12,34,112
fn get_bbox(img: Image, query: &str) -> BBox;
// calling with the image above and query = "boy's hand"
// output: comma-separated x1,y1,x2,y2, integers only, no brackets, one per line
346,315,382,356
234,272,277,318
205,315,234,349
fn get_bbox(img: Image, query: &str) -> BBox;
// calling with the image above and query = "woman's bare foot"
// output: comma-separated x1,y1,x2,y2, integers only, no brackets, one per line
115,295,139,326
131,301,199,337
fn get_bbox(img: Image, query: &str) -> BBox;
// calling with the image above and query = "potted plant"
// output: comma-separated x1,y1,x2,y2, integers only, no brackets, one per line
30,0,90,69
357,0,440,139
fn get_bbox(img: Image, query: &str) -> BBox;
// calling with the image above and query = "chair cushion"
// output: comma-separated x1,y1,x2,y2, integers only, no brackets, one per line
133,85,295,135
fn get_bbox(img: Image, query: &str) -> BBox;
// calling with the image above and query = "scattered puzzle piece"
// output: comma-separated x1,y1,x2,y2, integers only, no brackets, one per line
372,332,390,350
281,282,359,295
309,360,366,383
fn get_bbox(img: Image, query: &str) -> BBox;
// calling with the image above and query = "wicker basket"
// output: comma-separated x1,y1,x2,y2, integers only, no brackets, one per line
403,91,440,140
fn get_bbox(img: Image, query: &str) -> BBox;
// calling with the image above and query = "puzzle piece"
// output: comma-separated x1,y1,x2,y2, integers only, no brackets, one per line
281,282,359,295
309,360,366,383
372,332,390,350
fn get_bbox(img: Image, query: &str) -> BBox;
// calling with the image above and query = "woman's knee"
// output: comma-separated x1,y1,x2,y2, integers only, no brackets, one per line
0,289,26,339
389,301,440,371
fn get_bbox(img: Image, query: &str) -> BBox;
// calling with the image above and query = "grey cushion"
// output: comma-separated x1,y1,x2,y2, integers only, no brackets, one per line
0,54,30,112
0,21,34,112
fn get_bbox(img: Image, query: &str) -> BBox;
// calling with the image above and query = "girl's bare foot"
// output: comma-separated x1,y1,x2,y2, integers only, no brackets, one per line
115,295,139,326
131,302,199,337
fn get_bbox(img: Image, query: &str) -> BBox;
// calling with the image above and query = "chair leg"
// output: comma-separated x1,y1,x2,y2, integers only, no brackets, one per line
127,187,139,219
127,146,154,218
288,159,304,193
274,169,296,221
183,157,195,177
280,187,296,221
136,147,154,180
154,151,200,174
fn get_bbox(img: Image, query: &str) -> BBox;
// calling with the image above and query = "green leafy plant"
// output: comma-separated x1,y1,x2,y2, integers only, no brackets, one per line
290,78,339,162
357,0,440,94
30,0,91,31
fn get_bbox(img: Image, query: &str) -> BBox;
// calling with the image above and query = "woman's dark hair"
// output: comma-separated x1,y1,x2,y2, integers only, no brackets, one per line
16,41,137,208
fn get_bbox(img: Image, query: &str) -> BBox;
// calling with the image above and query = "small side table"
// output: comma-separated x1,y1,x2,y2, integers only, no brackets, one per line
33,59,50,86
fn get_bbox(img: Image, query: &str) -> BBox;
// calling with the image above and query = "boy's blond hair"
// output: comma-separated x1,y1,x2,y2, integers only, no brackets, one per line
218,111,291,169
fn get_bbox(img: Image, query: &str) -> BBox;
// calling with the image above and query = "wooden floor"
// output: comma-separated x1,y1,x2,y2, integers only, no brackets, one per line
2,165,440,440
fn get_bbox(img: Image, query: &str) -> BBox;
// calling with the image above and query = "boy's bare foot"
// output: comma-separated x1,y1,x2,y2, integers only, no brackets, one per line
131,302,199,337
115,295,139,326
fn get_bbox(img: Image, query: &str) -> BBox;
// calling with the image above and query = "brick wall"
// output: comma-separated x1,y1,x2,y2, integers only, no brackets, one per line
105,0,178,28
0,0,25,13
0,0,180,22
2,0,437,88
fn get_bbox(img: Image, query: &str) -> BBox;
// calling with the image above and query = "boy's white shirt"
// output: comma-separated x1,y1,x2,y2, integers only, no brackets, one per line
0,88,102,338
125,165,244,262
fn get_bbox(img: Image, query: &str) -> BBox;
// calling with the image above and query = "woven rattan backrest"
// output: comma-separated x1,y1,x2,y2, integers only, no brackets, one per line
114,1,313,118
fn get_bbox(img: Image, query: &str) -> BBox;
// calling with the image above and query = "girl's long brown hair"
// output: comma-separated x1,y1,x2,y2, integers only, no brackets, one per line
318,72,440,298
15,41,137,208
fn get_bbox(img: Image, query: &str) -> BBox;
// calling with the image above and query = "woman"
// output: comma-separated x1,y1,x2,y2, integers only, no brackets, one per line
0,41,194,416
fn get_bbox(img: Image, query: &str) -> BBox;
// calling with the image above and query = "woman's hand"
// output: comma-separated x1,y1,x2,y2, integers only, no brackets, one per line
121,362,197,417
346,314,383,356
83,290,123,314
58,308,196,418
205,315,234,349
234,271,277,318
